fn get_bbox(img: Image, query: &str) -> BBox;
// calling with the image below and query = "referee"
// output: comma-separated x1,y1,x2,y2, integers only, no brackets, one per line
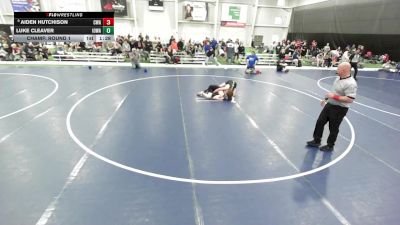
349,49,361,81
307,62,358,151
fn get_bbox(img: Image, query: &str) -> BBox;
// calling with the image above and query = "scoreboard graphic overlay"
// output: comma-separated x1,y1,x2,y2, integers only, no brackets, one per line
14,12,114,42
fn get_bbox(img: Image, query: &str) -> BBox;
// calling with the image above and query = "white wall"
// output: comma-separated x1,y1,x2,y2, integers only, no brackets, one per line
259,0,284,6
114,19,135,36
218,26,252,43
253,7,291,45
179,23,213,42
289,0,329,7
136,0,176,41
254,27,287,45
0,0,292,45
39,0,88,11
255,7,289,25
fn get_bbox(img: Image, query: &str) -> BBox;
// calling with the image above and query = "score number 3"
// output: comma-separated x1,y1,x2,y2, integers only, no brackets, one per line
103,18,114,26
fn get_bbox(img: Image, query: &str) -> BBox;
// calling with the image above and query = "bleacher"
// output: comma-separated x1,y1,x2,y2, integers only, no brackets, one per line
240,53,295,66
52,52,125,62
149,51,166,63
240,53,278,65
174,52,206,64
149,51,207,64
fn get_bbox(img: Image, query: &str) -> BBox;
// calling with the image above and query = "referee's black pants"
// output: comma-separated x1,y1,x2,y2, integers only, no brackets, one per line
350,62,358,79
313,103,349,146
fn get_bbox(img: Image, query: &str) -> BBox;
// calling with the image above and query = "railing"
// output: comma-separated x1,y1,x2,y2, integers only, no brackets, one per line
240,53,278,65
53,52,125,62
149,51,207,64
174,52,206,64
149,51,167,63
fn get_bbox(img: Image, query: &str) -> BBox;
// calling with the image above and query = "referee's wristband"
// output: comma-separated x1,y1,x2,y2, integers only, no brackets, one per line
332,95,341,101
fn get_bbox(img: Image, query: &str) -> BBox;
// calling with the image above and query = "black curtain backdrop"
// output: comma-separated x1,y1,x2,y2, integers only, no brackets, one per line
287,33,400,61
288,0,400,61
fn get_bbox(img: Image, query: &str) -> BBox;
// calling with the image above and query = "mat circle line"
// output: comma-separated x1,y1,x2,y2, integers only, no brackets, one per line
66,75,355,184
317,76,400,118
0,73,59,120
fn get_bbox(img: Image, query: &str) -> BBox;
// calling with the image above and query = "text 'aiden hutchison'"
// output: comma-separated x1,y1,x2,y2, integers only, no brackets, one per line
18,20,69,25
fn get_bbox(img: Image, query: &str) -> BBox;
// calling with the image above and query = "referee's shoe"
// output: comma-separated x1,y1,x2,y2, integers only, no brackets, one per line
306,140,321,147
320,145,334,151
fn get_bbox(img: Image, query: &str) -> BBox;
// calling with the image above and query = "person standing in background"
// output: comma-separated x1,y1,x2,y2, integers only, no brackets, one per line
204,41,218,66
234,39,239,62
349,49,361,81
238,42,245,61
226,39,235,64
129,48,141,69
341,47,350,63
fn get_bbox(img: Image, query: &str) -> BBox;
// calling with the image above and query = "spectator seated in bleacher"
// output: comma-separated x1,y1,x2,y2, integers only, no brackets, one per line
378,61,399,73
256,43,264,54
185,40,194,56
323,50,333,67
9,43,21,61
170,39,178,52
78,42,86,52
287,41,296,55
94,42,103,52
56,44,66,55
142,37,153,61
278,49,286,60
107,41,122,55
381,53,390,63
341,47,350,63
0,45,8,61
163,47,173,64
1,32,391,69
154,41,163,53
85,42,94,52
32,44,45,61
315,52,324,67
122,39,131,58
177,38,185,51
292,49,301,67
39,45,49,61
330,49,340,67
364,51,372,60
23,43,37,61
